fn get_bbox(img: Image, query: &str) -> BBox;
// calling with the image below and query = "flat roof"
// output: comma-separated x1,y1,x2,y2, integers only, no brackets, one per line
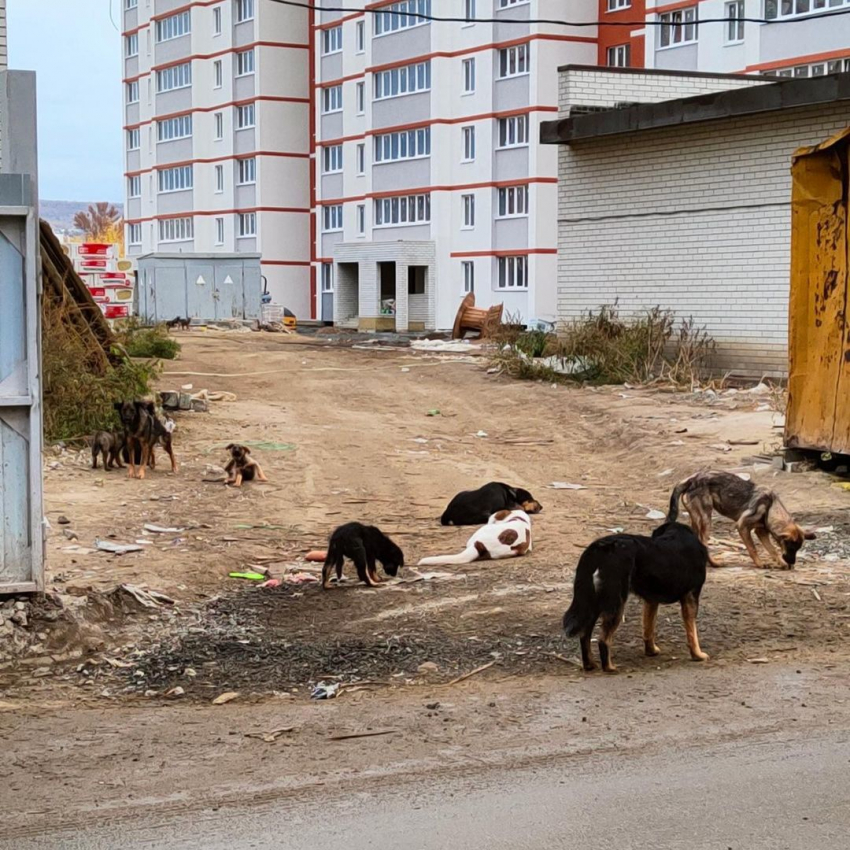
556,63,766,82
541,72,850,145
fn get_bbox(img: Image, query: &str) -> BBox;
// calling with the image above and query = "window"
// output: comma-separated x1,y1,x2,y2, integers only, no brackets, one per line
215,112,224,139
408,267,425,295
158,165,193,192
499,0,529,6
462,261,474,293
497,184,529,218
322,84,342,113
323,144,343,173
356,20,365,52
214,60,223,88
156,11,190,42
464,0,475,23
462,194,474,228
236,0,254,23
127,127,140,150
321,263,333,292
462,126,475,161
322,204,343,232
215,217,225,245
463,58,476,93
215,164,224,192
236,103,256,128
725,1,745,41
374,127,430,163
356,143,366,174
764,0,847,19
238,157,256,184
356,81,365,113
236,49,255,76
213,6,222,35
374,193,430,226
357,204,365,235
128,175,141,197
606,0,630,8
159,217,194,242
126,33,139,57
238,212,257,237
156,62,192,92
126,0,138,8
498,114,529,147
498,43,530,78
146,29,151,55
767,57,850,77
374,60,431,99
157,114,192,141
497,255,528,289
128,222,142,245
659,7,698,47
607,44,631,67
322,25,342,54
374,0,431,36
126,80,139,103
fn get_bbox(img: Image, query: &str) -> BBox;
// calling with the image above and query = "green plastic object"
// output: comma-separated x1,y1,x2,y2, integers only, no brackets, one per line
426,409,441,417
229,571,266,581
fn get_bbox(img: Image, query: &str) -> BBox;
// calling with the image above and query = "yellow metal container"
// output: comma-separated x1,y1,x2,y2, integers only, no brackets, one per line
786,127,850,455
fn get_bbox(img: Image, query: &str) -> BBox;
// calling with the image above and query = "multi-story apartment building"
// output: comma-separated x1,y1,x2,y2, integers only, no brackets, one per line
644,0,850,77
122,0,311,315
313,1,599,331
0,0,7,72
598,0,646,68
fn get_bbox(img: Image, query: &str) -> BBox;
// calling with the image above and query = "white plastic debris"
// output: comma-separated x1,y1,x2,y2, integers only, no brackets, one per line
550,482,587,490
645,509,666,521
95,539,144,554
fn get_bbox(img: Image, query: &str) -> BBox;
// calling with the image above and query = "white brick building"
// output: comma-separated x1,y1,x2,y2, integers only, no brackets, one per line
542,68,850,377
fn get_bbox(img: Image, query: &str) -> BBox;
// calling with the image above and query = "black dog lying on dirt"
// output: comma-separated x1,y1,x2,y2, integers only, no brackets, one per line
563,522,709,673
440,482,543,526
322,523,404,590
91,431,125,470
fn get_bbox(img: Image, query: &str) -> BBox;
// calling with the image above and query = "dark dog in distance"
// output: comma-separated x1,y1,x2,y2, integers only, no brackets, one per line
166,316,190,331
563,522,709,673
114,400,155,479
224,443,267,487
668,470,815,569
323,523,404,589
91,431,125,470
440,482,543,526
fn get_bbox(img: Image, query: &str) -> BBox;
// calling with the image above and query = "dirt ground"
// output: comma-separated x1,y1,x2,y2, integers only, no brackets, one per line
2,331,850,839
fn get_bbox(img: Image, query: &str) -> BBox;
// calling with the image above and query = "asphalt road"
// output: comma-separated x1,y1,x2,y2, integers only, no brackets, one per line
7,729,849,850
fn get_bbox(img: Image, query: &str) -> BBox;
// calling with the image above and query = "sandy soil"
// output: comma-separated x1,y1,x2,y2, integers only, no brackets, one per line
2,331,849,837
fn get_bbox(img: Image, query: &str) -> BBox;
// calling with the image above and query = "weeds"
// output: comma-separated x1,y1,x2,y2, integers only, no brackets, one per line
116,318,181,360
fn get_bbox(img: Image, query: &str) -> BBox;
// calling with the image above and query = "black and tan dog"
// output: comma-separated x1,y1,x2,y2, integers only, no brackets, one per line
668,470,815,569
224,443,267,487
563,522,709,673
114,400,155,479
91,430,125,470
440,482,543,526
322,522,404,589
166,316,191,331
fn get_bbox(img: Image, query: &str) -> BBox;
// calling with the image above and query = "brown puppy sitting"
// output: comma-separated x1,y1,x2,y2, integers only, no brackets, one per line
668,470,815,569
225,444,268,487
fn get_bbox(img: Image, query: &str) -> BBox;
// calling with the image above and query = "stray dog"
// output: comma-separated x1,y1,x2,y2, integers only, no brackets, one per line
418,510,532,565
668,470,815,569
322,522,404,589
91,430,125,470
114,400,155,479
440,482,543,526
149,413,178,473
166,316,190,331
224,444,267,487
563,522,709,673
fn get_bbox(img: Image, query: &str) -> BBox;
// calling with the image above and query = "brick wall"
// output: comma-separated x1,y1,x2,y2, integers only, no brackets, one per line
556,99,850,377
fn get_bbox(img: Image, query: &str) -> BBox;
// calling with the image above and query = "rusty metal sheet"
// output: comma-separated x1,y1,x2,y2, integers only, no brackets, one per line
831,144,850,453
786,130,850,454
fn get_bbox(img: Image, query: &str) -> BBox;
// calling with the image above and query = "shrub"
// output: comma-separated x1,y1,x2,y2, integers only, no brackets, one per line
117,319,181,360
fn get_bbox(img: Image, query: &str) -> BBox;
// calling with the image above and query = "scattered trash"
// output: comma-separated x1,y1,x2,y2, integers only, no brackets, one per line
446,659,498,686
165,686,185,698
259,578,282,589
288,572,319,584
401,367,410,373
417,662,439,674
411,339,472,353
305,550,328,562
329,729,399,741
736,473,752,481
815,526,834,534
426,409,441,417
645,509,666,521
709,443,732,453
811,588,822,602
550,482,587,490
475,430,488,438
62,528,78,541
657,469,674,478
212,691,240,705
548,652,582,668
834,482,850,491
96,539,144,555
747,658,769,664
486,366,501,375
233,523,290,530
228,571,267,582
311,682,341,700
728,439,760,446
143,523,185,534
608,527,625,533
114,585,174,609
674,428,688,434
245,726,295,742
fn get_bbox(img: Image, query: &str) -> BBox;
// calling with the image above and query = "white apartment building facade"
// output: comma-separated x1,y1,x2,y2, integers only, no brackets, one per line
646,0,850,78
122,0,311,316
313,1,599,331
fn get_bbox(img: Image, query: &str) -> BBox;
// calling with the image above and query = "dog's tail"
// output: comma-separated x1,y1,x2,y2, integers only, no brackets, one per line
562,549,601,638
417,545,478,566
667,480,690,523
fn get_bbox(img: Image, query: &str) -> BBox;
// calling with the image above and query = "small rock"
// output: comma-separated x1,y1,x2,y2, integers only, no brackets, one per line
14,601,26,611
10,611,28,627
57,516,70,525
425,702,441,710
166,686,185,698
62,529,79,541
191,398,209,414
417,662,439,674
19,656,53,668
212,691,239,705
144,689,159,697
184,667,197,678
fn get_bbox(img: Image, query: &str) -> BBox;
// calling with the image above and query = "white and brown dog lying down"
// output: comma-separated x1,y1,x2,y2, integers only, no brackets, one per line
418,510,532,565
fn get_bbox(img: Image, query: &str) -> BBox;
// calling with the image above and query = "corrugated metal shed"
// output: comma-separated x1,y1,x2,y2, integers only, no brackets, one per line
786,126,850,455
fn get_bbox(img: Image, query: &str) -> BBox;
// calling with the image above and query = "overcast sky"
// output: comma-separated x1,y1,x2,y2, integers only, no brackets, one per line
8,0,123,202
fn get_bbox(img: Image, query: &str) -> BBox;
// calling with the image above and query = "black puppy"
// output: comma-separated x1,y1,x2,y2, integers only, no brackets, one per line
440,482,543,526
322,523,404,590
563,522,709,673
114,400,155,479
91,430,125,470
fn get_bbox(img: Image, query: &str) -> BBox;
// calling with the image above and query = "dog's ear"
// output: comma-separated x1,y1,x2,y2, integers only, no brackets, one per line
145,401,156,414
225,443,235,451
114,402,123,411
243,446,251,454
803,529,817,540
